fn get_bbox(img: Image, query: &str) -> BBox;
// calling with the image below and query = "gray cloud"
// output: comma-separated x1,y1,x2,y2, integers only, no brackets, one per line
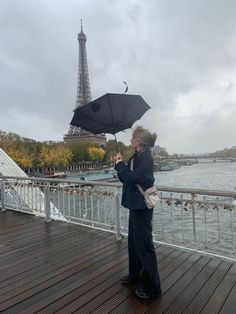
0,0,236,153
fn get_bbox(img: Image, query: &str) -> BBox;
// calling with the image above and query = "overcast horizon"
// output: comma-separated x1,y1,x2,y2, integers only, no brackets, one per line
1,0,236,154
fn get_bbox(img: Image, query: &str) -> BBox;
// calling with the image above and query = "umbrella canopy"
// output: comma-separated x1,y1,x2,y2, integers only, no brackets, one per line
70,93,150,135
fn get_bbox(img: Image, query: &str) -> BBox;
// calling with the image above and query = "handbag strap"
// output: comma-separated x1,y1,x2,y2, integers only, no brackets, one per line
136,184,145,196
130,158,134,171
130,158,145,196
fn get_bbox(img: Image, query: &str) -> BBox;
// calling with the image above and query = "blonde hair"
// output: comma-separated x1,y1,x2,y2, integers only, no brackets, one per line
132,126,157,149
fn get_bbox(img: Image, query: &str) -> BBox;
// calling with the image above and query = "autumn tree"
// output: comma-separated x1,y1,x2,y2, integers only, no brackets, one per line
39,145,72,168
88,147,106,162
54,145,73,167
0,131,34,168
39,146,53,167
7,147,33,169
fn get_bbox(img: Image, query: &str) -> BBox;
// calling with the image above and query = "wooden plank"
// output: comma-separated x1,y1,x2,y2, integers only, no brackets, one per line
19,251,129,313
163,256,218,313
0,242,127,312
1,210,236,314
34,247,168,314
182,260,232,313
57,250,194,313
201,263,236,313
0,236,116,295
219,282,236,314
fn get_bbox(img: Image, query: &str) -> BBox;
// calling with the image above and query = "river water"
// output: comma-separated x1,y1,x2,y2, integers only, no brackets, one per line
155,161,236,191
69,161,236,192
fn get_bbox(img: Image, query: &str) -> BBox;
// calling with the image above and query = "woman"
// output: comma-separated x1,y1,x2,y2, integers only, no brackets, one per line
114,126,162,300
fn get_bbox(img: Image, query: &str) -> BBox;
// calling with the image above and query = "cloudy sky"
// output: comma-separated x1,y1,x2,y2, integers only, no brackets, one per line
1,0,236,154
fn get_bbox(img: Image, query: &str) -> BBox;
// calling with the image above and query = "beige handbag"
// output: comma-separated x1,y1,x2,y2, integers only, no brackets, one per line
130,159,160,209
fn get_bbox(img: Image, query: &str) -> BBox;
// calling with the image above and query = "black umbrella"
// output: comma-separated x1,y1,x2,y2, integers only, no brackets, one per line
70,93,150,147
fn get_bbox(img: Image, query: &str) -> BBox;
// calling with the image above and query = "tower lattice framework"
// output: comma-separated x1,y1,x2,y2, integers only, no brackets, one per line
64,22,106,144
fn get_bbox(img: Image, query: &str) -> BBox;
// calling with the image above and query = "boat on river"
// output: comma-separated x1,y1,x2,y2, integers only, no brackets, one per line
44,171,67,179
154,162,180,171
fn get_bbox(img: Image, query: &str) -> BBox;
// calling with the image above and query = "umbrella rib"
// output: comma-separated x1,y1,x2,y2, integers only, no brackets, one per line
79,111,111,128
78,110,128,133
125,95,150,121
107,94,115,127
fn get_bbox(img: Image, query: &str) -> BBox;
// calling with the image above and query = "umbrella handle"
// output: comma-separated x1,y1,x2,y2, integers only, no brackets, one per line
114,134,119,153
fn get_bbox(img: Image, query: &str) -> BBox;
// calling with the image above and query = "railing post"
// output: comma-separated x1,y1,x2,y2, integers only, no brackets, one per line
180,194,184,241
115,187,122,241
232,199,236,251
170,192,174,237
191,193,197,242
216,198,220,245
44,184,51,222
1,179,6,212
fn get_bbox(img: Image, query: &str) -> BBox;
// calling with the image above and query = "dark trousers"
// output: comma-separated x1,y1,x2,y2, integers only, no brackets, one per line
128,209,161,295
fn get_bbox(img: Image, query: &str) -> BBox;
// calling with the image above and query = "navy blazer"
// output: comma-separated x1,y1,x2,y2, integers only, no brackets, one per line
114,149,155,210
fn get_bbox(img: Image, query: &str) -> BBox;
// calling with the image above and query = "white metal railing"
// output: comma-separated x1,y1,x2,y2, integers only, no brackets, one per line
1,176,236,260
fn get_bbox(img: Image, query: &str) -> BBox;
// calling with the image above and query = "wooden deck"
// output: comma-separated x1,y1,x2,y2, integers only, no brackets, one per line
0,211,236,314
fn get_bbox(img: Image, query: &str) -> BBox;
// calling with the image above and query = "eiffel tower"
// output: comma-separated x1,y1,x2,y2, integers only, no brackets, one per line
64,21,106,145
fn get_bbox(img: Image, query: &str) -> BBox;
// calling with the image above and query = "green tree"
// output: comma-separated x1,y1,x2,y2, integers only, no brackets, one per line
104,140,133,162
66,141,93,162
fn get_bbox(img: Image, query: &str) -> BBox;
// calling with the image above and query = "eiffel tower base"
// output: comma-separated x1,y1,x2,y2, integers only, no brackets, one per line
63,133,106,146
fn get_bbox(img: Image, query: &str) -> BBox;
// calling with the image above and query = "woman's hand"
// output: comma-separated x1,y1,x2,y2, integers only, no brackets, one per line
115,152,124,164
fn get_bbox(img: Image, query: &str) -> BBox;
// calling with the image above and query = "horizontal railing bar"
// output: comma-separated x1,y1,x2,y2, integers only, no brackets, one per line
1,176,121,188
67,221,118,236
63,216,115,228
157,186,236,198
2,176,236,198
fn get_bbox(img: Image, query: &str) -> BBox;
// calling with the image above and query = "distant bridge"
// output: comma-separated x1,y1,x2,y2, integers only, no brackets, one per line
165,156,236,162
